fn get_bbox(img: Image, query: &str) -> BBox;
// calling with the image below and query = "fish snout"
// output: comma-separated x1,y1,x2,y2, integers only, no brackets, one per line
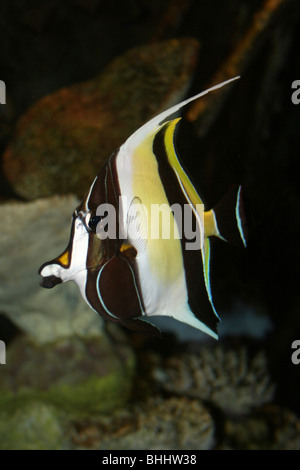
38,260,65,288
39,275,62,289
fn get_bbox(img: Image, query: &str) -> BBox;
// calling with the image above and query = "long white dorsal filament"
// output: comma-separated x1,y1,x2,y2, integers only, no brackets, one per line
125,76,240,150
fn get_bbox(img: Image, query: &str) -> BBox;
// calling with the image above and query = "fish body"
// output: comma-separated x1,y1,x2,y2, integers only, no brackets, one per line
39,77,247,339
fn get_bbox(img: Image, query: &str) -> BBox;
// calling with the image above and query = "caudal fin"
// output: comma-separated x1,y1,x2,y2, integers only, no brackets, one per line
212,185,247,247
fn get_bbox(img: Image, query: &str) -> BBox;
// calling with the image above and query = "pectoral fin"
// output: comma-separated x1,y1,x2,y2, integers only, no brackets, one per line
97,255,144,320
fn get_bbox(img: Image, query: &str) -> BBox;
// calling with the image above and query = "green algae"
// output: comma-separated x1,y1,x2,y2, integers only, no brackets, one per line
0,335,135,418
0,370,133,418
0,401,67,450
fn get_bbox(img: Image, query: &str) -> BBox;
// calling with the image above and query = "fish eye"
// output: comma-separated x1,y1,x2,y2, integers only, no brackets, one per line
87,214,102,232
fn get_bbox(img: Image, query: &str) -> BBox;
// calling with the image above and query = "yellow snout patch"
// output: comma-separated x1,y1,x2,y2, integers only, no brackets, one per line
58,250,70,267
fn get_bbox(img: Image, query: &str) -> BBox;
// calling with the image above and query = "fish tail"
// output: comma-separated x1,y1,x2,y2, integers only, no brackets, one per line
209,185,247,247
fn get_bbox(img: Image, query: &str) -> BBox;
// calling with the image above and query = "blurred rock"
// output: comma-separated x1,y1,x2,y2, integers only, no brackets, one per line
0,195,103,344
2,38,200,200
224,405,300,450
0,401,67,450
0,334,135,418
71,396,215,450
271,407,300,450
151,344,275,415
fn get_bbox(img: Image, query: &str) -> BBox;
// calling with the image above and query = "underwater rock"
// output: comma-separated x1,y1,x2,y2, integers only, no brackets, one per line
151,344,275,416
0,334,135,418
271,407,300,450
0,401,67,450
71,396,215,450
2,38,200,200
0,195,103,343
223,405,300,450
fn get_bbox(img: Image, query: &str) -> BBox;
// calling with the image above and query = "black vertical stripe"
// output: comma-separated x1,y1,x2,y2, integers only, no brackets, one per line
84,148,146,317
153,125,219,335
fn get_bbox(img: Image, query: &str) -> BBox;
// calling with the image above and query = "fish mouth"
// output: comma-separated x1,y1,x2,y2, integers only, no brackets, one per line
39,275,63,289
39,260,100,290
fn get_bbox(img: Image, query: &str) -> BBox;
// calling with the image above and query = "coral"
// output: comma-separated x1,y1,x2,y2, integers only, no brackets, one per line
151,344,275,415
223,405,300,450
271,407,300,450
2,38,199,200
71,396,215,450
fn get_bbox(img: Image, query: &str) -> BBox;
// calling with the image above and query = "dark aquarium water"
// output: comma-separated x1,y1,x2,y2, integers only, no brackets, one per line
0,0,299,450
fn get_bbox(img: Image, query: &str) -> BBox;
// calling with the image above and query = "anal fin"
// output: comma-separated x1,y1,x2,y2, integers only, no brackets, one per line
170,305,219,340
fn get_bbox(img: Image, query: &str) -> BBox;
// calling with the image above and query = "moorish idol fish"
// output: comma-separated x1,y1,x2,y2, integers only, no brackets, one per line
39,77,247,339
